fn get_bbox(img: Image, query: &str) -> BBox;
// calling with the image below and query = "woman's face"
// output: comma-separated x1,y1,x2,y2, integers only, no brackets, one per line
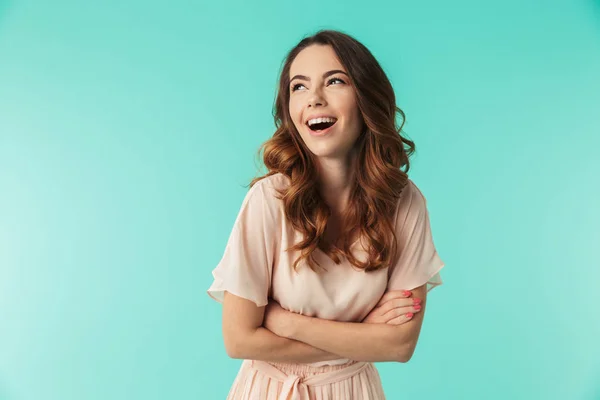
288,44,363,160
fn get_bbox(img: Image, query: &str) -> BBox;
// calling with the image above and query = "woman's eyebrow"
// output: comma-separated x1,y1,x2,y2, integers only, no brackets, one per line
290,69,348,82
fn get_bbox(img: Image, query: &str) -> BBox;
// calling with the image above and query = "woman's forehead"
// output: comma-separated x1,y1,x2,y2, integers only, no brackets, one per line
289,45,345,77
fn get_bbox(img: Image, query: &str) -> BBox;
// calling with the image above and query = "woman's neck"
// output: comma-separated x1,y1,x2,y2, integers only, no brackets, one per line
315,153,357,214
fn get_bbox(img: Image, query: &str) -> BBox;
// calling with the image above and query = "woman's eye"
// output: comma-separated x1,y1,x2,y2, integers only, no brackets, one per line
291,77,345,92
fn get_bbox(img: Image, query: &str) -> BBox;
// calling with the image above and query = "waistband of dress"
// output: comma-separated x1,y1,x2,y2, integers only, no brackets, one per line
263,359,358,375
248,359,372,379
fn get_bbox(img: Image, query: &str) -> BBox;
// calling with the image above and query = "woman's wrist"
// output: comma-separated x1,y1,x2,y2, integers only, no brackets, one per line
287,312,310,340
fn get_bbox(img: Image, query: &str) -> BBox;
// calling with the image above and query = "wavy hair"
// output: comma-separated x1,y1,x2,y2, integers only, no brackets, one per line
249,29,416,273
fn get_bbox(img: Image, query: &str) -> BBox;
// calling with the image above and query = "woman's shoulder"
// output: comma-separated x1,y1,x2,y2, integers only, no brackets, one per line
251,172,290,198
400,178,427,203
259,172,291,189
394,178,429,224
245,172,289,216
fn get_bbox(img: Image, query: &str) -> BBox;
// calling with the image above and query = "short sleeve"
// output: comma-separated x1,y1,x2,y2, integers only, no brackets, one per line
206,180,277,307
387,181,445,293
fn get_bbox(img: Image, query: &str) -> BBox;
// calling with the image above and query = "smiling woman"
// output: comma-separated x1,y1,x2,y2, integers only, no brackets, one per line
207,29,445,400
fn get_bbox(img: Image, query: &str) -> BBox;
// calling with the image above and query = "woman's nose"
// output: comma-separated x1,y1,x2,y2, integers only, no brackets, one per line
307,90,326,107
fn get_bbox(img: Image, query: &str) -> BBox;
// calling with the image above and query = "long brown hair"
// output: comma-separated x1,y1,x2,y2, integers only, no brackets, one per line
249,29,416,273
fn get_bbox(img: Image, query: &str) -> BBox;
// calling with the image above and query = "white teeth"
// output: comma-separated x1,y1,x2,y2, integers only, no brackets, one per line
307,117,337,127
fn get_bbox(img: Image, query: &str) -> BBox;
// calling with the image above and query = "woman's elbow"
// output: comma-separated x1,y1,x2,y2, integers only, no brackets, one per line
394,342,417,363
224,337,241,359
223,332,247,359
224,328,260,359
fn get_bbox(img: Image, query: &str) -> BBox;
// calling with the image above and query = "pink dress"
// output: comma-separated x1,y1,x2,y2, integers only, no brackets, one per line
207,173,445,400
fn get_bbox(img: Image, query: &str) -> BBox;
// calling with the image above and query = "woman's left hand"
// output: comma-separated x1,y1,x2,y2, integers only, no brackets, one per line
263,298,295,338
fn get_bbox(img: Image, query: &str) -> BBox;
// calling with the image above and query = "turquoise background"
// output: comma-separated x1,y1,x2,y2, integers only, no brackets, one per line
1,0,599,399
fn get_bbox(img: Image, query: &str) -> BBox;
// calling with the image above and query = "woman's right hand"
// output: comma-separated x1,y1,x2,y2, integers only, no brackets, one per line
361,290,422,325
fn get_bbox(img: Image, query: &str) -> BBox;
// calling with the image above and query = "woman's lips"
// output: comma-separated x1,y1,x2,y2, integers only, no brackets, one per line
308,120,337,136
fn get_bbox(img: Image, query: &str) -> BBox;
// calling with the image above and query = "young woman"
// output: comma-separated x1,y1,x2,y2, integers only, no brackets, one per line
207,29,445,399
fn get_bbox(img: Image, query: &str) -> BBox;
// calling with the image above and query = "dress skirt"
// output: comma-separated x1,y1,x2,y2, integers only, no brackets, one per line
226,359,386,400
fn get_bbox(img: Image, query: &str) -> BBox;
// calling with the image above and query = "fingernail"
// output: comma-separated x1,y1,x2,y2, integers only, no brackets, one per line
402,290,412,297
406,312,414,318
413,298,421,305
414,305,421,311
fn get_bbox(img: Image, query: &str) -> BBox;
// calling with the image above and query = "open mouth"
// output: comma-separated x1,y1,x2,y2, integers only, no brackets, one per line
307,119,337,133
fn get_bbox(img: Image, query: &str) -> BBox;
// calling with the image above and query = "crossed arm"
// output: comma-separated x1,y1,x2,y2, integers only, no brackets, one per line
221,284,429,364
